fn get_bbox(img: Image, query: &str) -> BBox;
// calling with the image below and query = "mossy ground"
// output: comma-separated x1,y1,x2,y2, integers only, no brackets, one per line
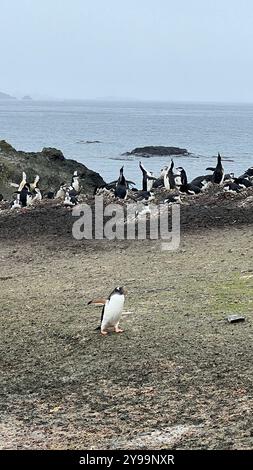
0,222,252,449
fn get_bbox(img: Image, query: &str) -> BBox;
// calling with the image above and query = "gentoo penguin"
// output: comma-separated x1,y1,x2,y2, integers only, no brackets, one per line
139,162,157,191
71,171,80,192
56,183,66,199
88,286,126,335
176,167,201,194
11,193,22,210
115,166,127,199
207,153,224,184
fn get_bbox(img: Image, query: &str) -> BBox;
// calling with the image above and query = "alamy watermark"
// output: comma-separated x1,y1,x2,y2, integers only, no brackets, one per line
72,196,181,251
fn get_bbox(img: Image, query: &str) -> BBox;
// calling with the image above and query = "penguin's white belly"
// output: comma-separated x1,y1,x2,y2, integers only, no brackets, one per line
164,176,170,190
147,179,153,191
73,180,79,192
102,295,124,329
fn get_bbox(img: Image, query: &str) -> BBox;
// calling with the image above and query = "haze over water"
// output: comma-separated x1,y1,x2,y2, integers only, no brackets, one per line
0,99,252,187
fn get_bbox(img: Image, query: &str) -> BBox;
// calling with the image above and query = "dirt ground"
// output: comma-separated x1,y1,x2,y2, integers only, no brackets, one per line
0,190,253,449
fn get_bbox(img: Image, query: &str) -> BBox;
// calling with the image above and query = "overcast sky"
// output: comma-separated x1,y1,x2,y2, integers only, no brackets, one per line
1,0,253,102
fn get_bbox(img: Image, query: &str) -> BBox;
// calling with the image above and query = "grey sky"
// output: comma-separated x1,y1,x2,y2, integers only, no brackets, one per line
1,0,253,101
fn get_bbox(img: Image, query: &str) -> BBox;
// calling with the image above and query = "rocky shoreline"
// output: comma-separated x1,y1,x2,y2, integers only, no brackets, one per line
0,140,105,198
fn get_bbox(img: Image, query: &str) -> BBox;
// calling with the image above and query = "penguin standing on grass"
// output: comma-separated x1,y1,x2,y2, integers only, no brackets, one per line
88,286,126,335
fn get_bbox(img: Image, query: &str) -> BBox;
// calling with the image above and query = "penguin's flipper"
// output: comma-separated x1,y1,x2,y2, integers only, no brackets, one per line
87,298,107,306
206,167,216,171
139,161,146,175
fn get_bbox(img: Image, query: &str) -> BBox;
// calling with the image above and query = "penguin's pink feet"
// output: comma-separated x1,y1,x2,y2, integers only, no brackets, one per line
100,330,108,336
115,326,124,333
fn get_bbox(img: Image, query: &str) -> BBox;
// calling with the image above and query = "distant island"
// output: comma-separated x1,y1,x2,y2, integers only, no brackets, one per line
0,91,16,100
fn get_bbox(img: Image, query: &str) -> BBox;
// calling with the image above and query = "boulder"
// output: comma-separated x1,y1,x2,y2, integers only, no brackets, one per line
0,140,105,198
41,147,65,161
123,145,189,157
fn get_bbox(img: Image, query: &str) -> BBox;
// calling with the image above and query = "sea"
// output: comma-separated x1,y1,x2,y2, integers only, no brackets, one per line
0,100,253,188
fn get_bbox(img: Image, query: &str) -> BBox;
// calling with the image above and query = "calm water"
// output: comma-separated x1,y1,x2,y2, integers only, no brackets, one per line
0,100,253,187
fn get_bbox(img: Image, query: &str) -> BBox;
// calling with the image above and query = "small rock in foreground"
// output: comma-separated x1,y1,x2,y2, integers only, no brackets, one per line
227,314,245,323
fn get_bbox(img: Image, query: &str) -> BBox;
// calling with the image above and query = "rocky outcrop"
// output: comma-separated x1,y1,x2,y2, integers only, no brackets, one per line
123,146,189,157
0,140,105,197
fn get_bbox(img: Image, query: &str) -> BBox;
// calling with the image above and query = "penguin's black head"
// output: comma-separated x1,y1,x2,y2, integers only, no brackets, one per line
114,286,126,295
108,286,126,300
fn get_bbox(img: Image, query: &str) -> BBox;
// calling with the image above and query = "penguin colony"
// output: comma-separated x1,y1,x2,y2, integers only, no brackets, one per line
1,155,252,336
0,170,81,210
95,153,253,206
0,153,252,211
